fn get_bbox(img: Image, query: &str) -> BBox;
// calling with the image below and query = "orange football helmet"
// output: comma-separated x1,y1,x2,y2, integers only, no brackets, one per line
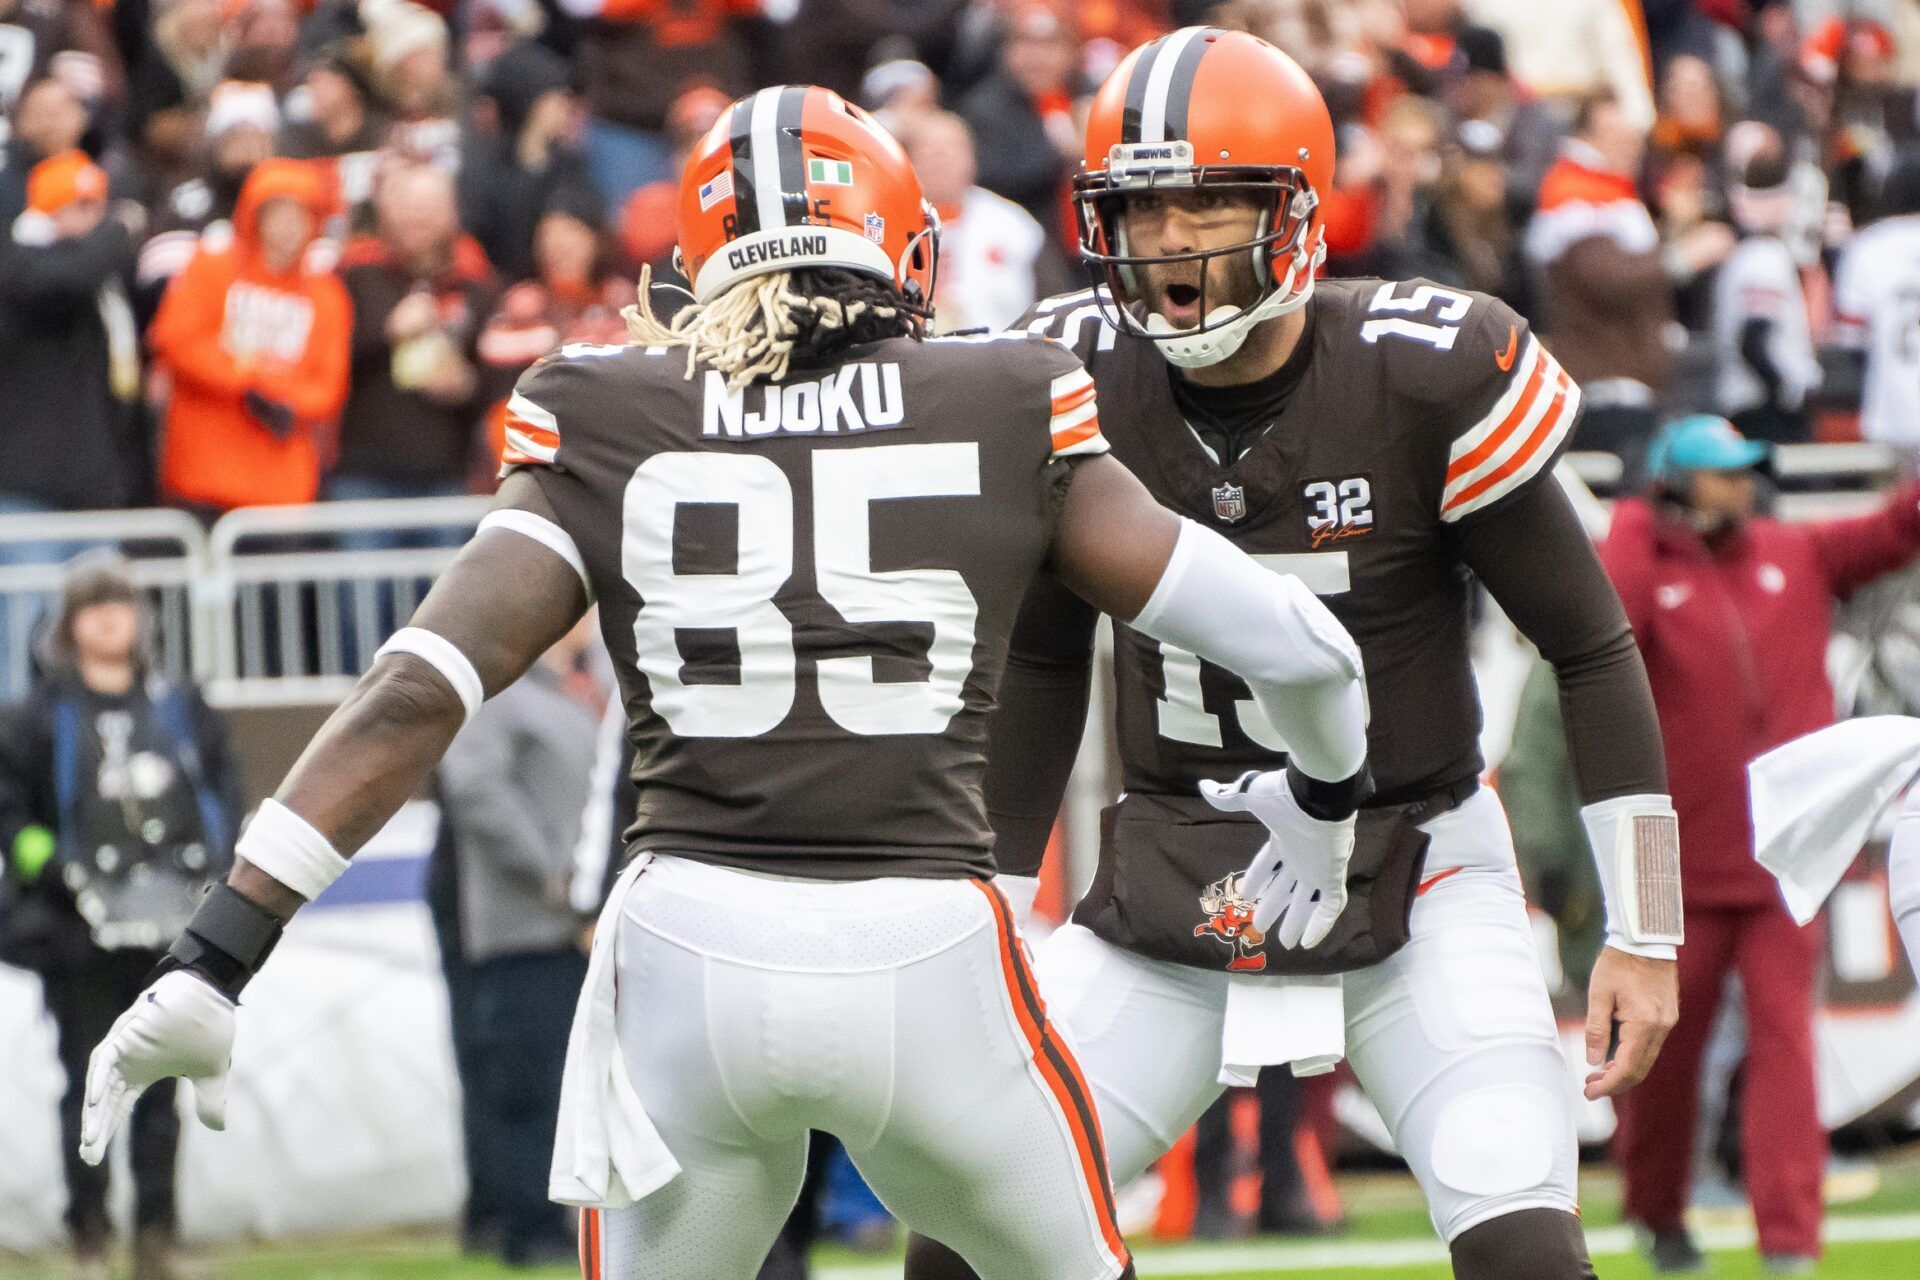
675,85,940,308
1076,28,1335,367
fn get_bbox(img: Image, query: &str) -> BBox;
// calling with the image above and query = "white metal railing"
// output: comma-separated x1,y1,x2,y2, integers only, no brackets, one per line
201,497,490,703
0,509,210,700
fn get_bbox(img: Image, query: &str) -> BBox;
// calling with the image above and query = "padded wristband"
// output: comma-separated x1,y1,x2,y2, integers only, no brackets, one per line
1287,761,1374,822
1581,794,1684,956
159,882,284,999
237,798,350,902
377,627,484,722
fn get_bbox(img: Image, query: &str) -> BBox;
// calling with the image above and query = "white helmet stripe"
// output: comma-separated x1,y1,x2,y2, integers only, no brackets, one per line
1139,26,1206,143
748,88,788,231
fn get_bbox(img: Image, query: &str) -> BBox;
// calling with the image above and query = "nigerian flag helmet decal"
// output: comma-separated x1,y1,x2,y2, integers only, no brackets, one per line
809,157,853,185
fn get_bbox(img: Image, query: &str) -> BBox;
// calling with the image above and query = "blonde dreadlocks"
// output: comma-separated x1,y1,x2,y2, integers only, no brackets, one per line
624,266,928,389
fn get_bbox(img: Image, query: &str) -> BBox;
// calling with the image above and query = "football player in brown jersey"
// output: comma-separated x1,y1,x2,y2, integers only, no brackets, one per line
904,29,1681,1280
75,86,1375,1280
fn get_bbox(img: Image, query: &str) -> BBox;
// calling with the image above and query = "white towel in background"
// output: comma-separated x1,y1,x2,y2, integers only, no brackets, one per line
1218,972,1345,1086
1748,716,1920,924
549,853,680,1209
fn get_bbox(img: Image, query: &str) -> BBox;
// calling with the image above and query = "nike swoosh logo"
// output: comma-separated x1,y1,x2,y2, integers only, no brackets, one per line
1417,867,1463,896
1494,325,1518,373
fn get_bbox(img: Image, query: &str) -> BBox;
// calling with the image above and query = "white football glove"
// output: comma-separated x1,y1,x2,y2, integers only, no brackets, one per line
1201,769,1357,950
80,970,234,1166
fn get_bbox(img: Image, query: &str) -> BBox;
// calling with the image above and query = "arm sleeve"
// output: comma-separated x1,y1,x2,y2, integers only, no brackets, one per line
982,573,1100,878
146,256,253,398
1453,478,1667,802
0,223,132,313
1804,481,1920,600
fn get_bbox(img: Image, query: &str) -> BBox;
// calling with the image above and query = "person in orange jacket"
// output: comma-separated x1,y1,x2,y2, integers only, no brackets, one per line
148,158,351,515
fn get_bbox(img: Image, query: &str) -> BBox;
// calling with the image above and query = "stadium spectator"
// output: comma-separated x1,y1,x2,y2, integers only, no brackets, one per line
0,556,236,1280
1447,23,1559,196
1833,148,1920,455
616,82,728,277
960,1,1084,243
330,161,497,506
122,0,224,182
567,0,760,206
1712,122,1822,444
460,37,595,283
1424,118,1530,309
149,157,351,515
0,74,89,224
133,79,280,323
0,0,109,133
360,0,459,167
437,616,604,1268
1526,93,1730,469
477,193,632,472
0,150,141,517
278,39,390,160
863,57,940,136
1463,0,1655,129
901,109,1055,333
1601,415,1920,1275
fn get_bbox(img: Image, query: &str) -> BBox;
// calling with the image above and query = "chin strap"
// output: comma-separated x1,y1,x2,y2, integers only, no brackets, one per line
1145,241,1322,369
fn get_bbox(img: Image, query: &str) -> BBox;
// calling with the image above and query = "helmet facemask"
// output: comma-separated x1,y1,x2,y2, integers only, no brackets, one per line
1075,157,1321,368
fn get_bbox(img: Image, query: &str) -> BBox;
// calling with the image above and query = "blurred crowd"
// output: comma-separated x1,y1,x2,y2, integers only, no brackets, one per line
0,0,1918,528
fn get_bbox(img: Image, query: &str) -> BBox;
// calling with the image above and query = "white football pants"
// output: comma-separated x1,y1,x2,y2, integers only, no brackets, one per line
582,855,1129,1280
1034,788,1580,1242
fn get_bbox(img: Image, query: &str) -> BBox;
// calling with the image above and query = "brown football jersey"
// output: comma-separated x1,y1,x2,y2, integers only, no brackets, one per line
1022,278,1578,810
503,330,1109,880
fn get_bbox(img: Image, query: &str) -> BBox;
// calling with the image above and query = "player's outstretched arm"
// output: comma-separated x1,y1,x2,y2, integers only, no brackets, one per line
79,471,590,1165
1048,455,1371,947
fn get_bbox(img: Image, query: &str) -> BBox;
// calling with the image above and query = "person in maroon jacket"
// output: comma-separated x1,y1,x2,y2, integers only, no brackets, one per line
1600,415,1920,1274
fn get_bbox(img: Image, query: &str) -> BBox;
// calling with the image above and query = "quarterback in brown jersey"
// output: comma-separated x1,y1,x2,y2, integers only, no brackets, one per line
73,87,1375,1280
904,29,1681,1280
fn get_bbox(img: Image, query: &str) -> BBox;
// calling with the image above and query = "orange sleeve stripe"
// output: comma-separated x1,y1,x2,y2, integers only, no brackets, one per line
1051,383,1097,417
1442,373,1575,514
1445,355,1549,485
1052,418,1103,450
504,416,560,449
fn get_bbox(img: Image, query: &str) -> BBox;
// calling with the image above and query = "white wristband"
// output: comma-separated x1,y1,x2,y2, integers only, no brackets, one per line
376,627,484,722
1581,794,1684,957
237,799,350,902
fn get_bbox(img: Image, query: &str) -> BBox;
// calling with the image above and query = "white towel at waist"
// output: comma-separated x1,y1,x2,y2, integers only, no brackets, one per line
1219,972,1345,1087
549,852,681,1208
1748,716,1920,924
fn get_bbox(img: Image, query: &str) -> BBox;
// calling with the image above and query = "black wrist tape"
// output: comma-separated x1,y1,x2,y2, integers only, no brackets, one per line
156,883,285,1000
1287,761,1374,822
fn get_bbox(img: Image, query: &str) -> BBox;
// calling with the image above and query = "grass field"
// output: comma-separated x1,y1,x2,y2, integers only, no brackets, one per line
7,1155,1916,1280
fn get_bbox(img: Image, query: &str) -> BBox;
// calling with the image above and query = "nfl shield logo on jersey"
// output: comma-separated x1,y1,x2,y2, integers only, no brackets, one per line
1212,482,1247,523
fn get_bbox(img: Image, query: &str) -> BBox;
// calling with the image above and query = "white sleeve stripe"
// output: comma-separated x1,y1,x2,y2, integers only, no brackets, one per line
478,509,594,602
1440,378,1581,522
506,391,559,434
1050,400,1099,435
504,426,558,464
1049,367,1095,399
1444,362,1567,502
375,627,485,721
1447,338,1543,464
